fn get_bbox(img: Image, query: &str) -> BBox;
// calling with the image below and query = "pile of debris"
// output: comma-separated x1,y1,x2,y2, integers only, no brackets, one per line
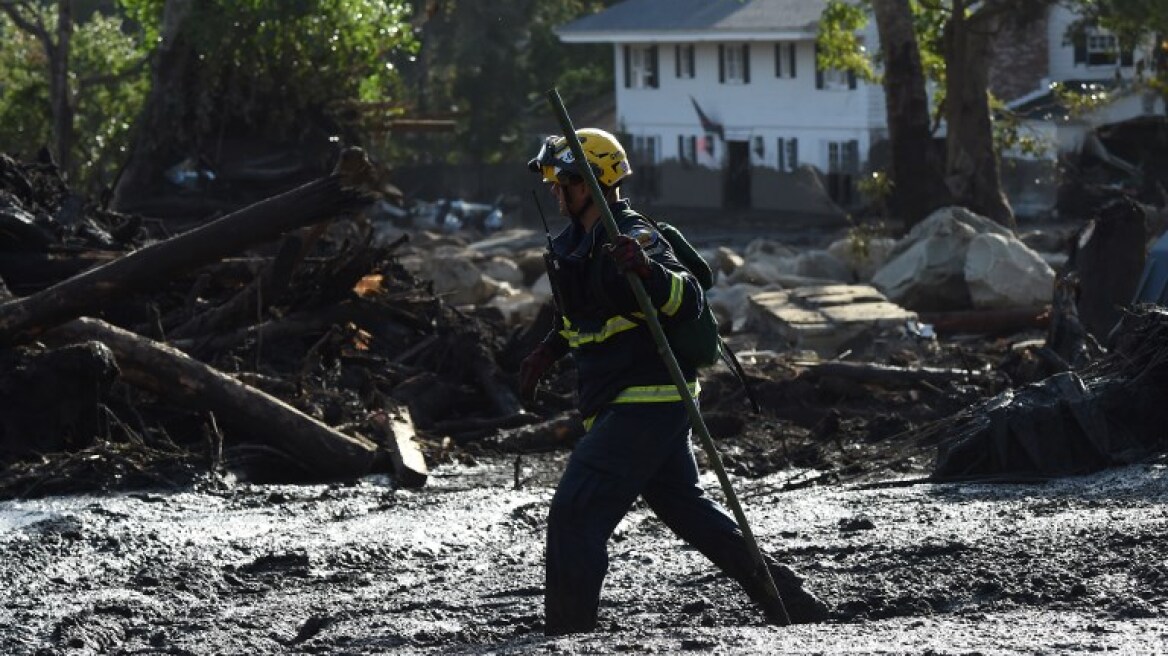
0,151,529,498
2,147,1164,500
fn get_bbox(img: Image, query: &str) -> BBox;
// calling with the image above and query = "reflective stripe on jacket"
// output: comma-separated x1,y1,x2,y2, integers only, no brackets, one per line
538,201,705,419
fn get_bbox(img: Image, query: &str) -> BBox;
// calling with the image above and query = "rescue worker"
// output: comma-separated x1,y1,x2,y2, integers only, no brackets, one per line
520,128,830,636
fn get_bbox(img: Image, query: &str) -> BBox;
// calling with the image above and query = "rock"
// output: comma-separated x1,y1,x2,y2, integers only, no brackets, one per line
479,256,525,287
711,246,744,277
964,233,1055,309
871,214,977,311
792,250,853,283
827,236,897,282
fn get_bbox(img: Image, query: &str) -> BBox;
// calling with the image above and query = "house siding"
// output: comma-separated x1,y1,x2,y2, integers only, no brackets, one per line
614,38,876,211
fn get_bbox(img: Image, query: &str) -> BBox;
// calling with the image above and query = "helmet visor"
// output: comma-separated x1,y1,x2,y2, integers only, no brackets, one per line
529,136,583,184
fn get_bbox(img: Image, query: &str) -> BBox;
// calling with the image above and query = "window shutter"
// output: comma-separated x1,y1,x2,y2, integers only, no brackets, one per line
743,44,751,84
1073,37,1086,65
848,70,856,90
789,43,797,78
719,45,725,83
688,45,695,76
649,45,659,88
790,139,799,168
624,45,632,87
1121,47,1133,67
775,43,782,78
675,45,681,78
777,138,785,171
814,44,824,89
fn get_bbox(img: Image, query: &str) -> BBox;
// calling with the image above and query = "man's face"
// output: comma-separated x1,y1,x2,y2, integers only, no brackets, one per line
550,178,587,218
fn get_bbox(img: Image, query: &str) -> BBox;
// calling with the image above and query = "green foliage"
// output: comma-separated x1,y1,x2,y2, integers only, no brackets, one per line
0,6,148,192
1070,0,1168,94
856,169,893,205
119,0,419,147
387,0,614,167
818,1,877,82
0,17,48,158
843,214,890,260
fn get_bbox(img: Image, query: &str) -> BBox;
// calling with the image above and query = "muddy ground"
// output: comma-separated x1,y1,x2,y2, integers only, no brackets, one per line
1,451,1166,655
3,326,1167,656
3,206,1167,653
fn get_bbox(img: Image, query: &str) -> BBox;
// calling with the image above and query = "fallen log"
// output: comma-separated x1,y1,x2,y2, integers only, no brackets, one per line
0,250,120,294
168,228,318,339
917,305,1050,336
0,148,379,346
793,360,996,388
45,317,377,480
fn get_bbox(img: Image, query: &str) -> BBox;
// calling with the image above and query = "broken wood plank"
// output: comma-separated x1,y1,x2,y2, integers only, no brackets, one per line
46,317,377,480
374,407,428,488
0,148,379,346
793,359,996,388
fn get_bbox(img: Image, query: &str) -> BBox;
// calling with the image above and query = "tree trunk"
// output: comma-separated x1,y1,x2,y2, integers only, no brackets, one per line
49,0,74,176
111,0,196,211
870,0,953,227
944,0,1015,228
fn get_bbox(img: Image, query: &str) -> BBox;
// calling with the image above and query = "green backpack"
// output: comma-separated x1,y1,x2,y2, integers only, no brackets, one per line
653,221,722,370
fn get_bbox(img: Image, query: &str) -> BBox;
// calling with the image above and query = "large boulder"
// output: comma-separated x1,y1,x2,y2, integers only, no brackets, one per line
871,214,977,311
964,233,1055,309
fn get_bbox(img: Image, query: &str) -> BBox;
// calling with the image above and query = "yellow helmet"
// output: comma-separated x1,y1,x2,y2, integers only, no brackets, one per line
527,128,632,188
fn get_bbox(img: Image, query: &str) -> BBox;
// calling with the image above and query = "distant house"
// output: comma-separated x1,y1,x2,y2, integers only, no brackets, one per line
555,0,882,217
554,0,1162,218
996,5,1164,215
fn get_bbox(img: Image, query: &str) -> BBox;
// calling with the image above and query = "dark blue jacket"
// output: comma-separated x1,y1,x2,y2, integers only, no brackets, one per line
539,200,704,419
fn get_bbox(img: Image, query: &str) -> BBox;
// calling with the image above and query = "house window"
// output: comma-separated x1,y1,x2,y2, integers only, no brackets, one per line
719,44,751,84
624,45,659,89
815,43,856,90
633,135,659,165
826,139,860,205
777,137,798,172
774,42,796,78
675,44,695,79
827,140,860,174
752,136,764,161
818,67,854,90
678,135,697,164
1073,28,1134,67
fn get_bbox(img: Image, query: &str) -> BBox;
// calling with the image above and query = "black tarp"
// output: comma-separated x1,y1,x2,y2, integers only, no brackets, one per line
934,305,1168,478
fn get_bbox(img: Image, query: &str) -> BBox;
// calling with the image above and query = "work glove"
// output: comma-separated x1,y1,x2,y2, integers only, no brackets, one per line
518,343,557,402
605,234,653,279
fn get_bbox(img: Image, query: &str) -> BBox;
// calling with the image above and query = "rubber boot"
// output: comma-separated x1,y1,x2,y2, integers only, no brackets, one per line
740,562,830,625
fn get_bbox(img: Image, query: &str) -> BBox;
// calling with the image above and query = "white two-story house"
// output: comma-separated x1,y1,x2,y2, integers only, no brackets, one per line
556,0,1161,219
556,0,883,217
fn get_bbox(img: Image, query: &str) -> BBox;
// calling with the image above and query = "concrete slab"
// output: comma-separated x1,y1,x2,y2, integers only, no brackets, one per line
746,284,918,356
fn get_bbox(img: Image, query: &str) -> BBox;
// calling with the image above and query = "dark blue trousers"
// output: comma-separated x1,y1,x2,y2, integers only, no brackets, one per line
544,401,758,634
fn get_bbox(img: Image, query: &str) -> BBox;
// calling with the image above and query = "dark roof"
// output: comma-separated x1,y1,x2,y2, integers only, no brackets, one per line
1009,80,1122,121
557,0,829,38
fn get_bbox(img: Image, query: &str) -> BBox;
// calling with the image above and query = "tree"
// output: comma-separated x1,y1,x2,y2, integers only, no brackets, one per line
870,0,953,222
112,0,419,212
0,1,147,188
940,0,1052,229
395,0,616,167
822,0,1057,229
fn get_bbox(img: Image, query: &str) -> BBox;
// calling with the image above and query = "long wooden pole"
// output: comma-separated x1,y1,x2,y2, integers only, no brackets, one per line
546,88,789,625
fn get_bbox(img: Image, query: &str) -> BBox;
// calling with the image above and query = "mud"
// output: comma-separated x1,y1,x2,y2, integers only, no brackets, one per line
2,452,1165,655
